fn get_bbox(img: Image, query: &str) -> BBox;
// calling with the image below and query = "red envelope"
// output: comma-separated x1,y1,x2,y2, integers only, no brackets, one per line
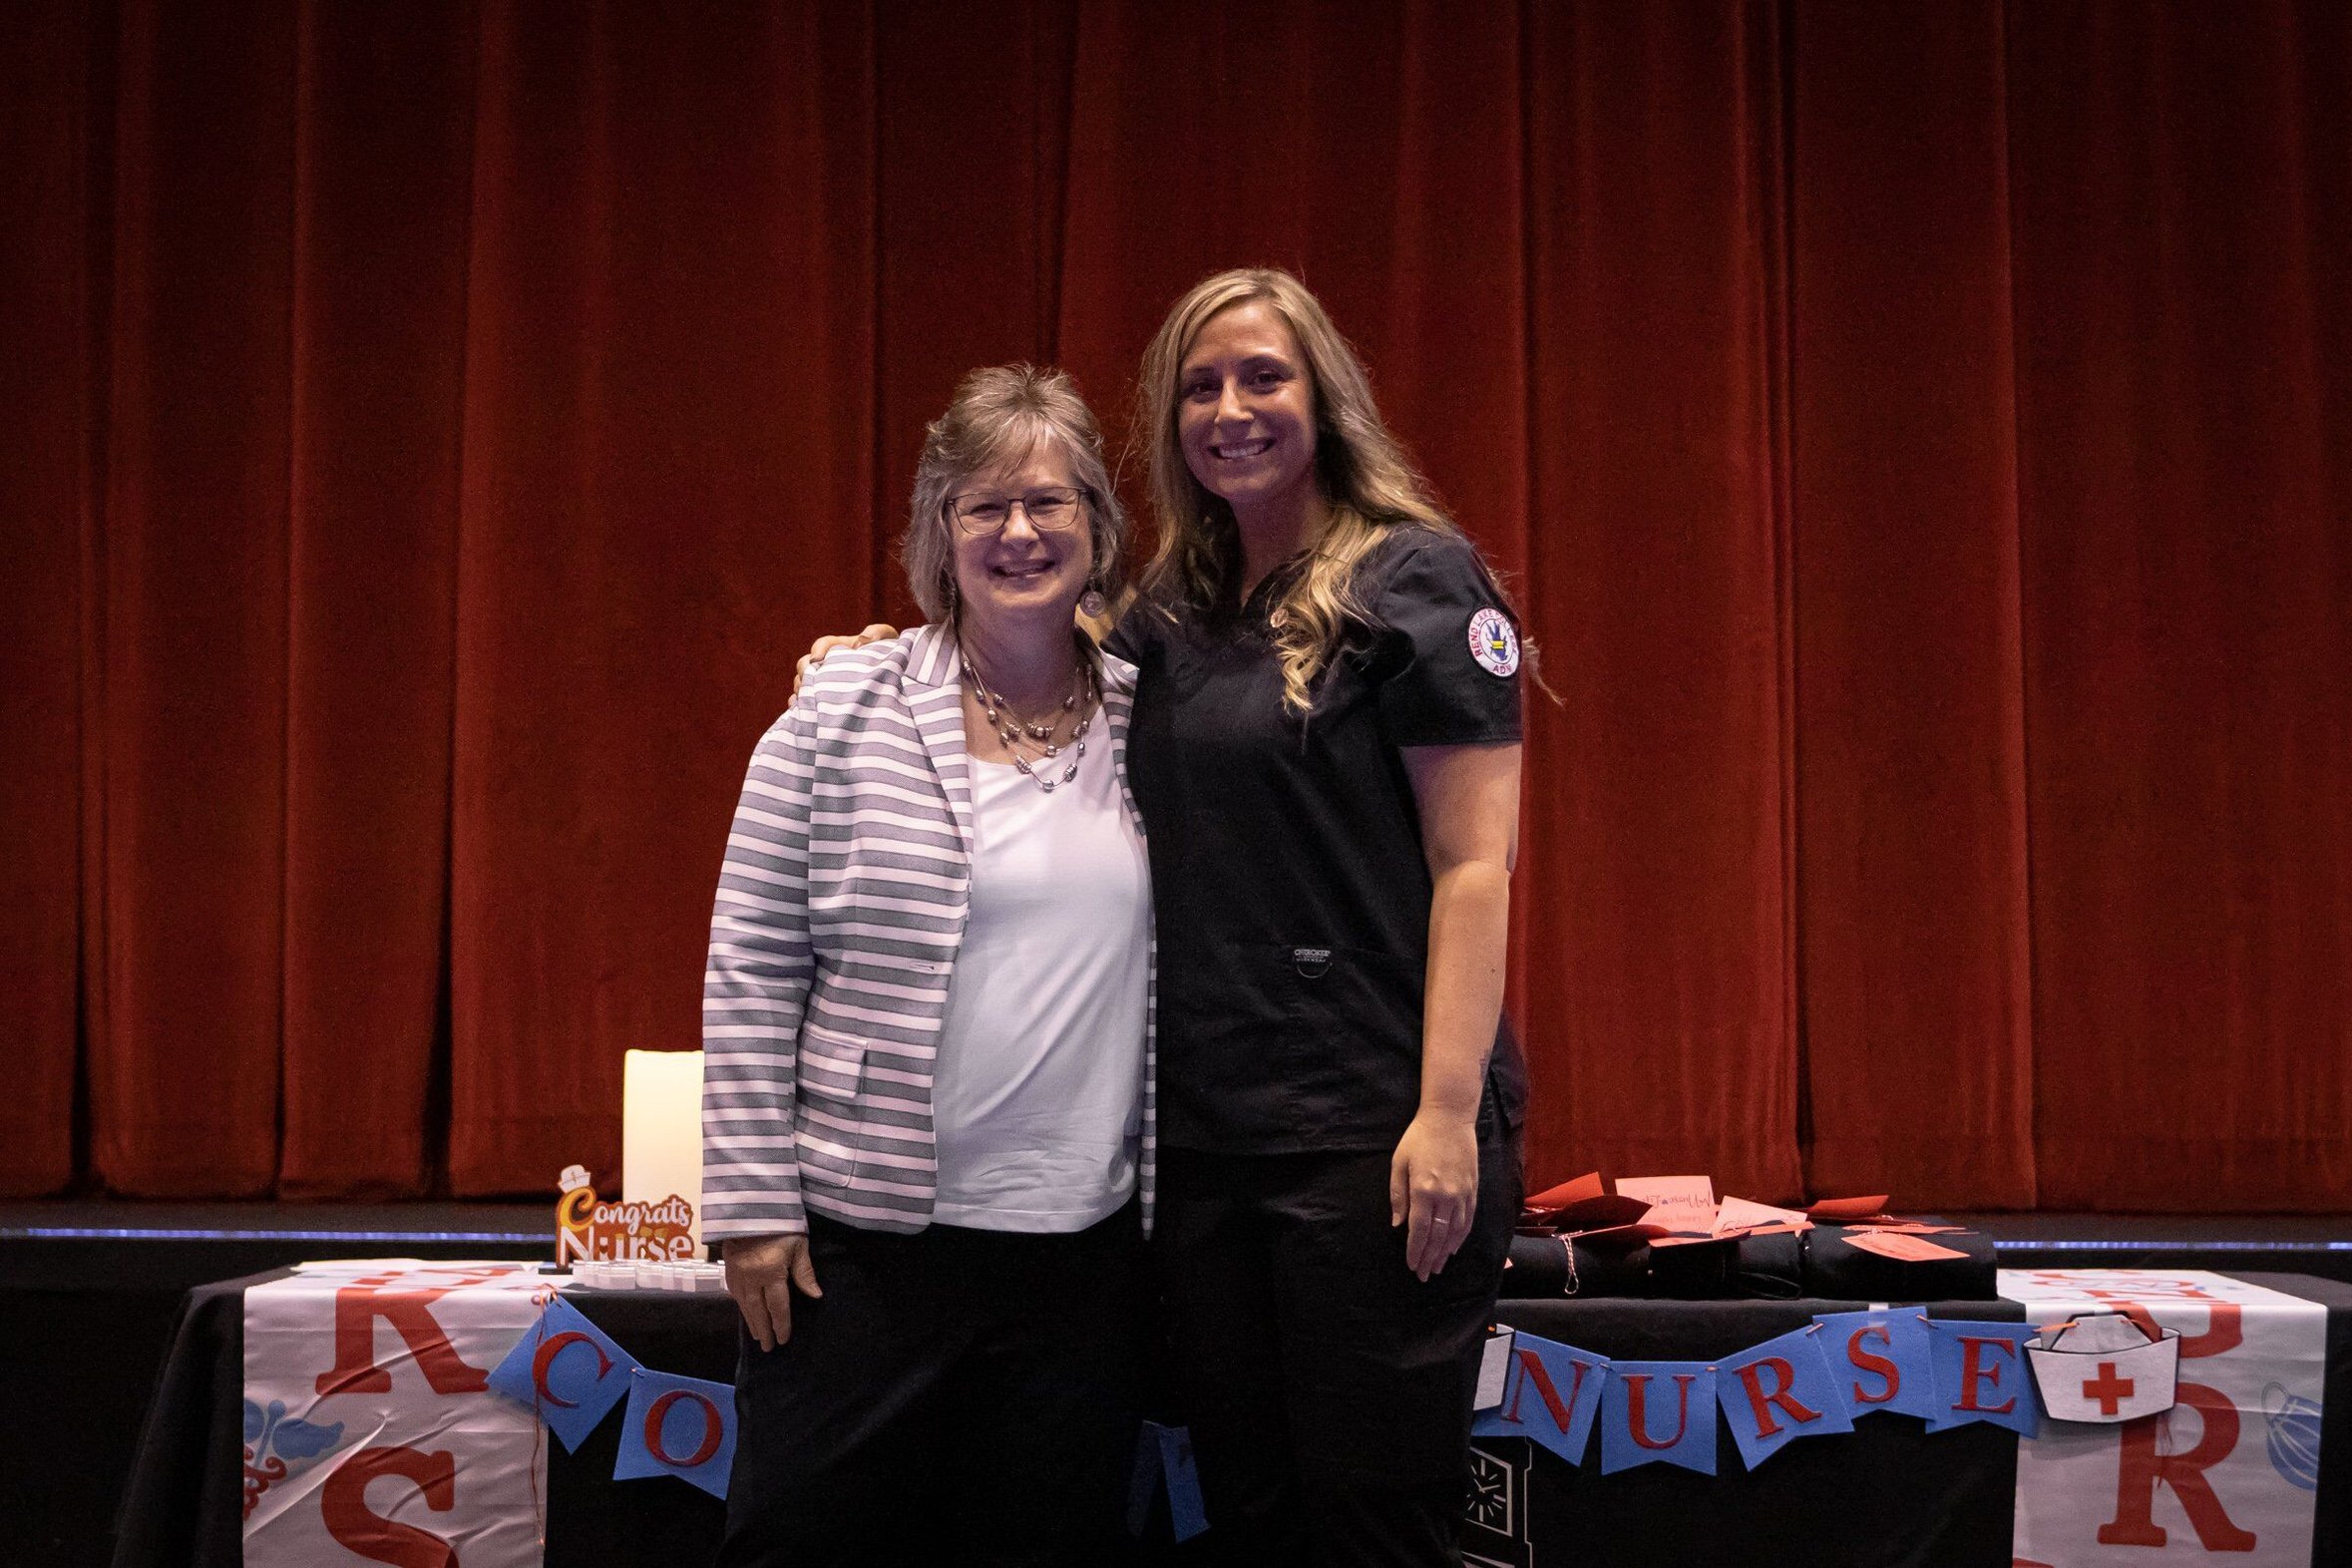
1841,1230,1969,1264
1856,1222,1967,1236
1572,1220,1679,1251
1525,1172,1607,1211
1550,1193,1654,1235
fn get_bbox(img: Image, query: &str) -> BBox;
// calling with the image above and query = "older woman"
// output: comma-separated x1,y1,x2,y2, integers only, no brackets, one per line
701,365,1153,1567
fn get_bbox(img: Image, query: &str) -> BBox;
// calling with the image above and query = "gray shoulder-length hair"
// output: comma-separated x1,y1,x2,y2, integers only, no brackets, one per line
904,364,1126,623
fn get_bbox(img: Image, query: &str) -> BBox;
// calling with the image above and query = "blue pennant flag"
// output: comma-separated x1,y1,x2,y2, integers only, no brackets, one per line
1472,1333,1609,1467
1124,1420,1208,1543
1599,1362,1718,1475
614,1367,738,1498
1716,1325,1854,1469
1810,1307,1936,1421
1925,1320,2040,1437
485,1296,638,1451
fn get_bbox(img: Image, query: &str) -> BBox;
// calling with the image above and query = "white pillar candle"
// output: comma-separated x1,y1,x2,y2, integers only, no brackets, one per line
622,1048,705,1251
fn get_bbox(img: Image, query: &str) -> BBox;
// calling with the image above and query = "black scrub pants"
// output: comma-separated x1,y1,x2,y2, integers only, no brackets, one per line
1155,1123,1521,1567
716,1202,1146,1568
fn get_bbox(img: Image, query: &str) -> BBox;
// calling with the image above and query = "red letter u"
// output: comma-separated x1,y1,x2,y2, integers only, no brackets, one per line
1623,1373,1698,1450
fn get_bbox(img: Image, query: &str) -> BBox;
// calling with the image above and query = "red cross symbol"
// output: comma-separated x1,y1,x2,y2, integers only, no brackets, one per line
2083,1362,2136,1416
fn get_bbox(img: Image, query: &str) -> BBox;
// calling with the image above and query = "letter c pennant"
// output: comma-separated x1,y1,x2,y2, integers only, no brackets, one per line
486,1296,638,1451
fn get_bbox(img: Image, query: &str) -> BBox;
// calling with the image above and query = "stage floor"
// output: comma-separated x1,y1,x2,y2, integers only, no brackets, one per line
9,1201,2348,1568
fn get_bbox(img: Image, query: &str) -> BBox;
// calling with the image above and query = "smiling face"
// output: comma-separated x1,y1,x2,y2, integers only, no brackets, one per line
1176,299,1322,536
948,438,1094,641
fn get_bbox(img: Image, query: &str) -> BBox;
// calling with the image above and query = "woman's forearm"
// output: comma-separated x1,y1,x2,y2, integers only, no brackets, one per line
1418,858,1511,1122
1401,739,1522,1124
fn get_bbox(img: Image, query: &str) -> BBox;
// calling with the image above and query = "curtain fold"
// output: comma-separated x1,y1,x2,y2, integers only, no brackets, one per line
4,0,2346,1211
1517,0,1803,1200
2008,0,2352,1209
93,0,298,1196
276,0,475,1198
1788,1,2037,1206
0,0,96,1195
445,0,877,1193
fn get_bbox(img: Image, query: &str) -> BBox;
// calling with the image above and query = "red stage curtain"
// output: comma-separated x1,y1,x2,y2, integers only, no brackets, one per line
0,0,95,1196
1788,3,2037,1207
2007,2,2352,1208
4,1,2346,1210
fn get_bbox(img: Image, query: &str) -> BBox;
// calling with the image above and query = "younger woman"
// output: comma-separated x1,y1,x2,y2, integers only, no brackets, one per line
1118,267,1525,1565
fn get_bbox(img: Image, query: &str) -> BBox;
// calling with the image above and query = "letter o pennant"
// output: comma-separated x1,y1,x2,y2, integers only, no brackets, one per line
644,1390,726,1469
615,1369,738,1498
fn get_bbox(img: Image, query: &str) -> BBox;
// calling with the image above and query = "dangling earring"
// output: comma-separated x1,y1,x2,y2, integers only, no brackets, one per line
1078,588,1108,619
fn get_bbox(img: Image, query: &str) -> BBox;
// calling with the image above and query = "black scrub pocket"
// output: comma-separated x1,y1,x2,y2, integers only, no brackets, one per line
1270,941,1419,1129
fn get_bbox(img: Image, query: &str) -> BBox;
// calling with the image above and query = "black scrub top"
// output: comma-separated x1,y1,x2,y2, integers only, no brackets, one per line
1113,525,1531,1155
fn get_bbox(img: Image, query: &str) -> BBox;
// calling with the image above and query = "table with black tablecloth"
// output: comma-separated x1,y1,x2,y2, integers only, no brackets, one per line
114,1272,2352,1568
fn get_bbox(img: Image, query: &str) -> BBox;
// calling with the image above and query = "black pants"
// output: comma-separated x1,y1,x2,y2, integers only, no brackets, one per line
717,1202,1146,1568
1155,1129,1521,1567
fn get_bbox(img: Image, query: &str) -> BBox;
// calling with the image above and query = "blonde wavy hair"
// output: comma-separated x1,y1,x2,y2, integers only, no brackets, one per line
1136,267,1487,713
905,364,1125,624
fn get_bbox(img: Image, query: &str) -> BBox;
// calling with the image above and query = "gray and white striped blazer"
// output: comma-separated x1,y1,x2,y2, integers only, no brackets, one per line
700,622,1155,1239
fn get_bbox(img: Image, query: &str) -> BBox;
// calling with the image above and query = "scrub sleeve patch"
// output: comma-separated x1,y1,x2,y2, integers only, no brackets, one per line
1369,536,1524,746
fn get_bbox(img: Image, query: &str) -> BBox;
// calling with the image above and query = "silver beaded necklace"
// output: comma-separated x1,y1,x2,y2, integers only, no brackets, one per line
960,639,1096,793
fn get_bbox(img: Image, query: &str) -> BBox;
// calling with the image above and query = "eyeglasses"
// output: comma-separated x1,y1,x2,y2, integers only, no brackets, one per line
949,487,1086,537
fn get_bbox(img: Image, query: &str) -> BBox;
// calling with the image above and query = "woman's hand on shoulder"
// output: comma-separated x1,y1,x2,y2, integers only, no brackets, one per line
792,623,899,701
1390,1109,1480,1282
721,1232,823,1351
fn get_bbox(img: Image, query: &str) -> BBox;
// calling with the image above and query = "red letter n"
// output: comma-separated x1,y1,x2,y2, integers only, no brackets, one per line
1502,1349,1592,1433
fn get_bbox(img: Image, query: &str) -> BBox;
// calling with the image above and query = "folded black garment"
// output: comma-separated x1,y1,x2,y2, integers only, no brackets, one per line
1649,1235,1738,1300
1499,1234,1653,1299
1732,1230,1807,1300
1800,1224,1997,1302
1501,1224,1997,1302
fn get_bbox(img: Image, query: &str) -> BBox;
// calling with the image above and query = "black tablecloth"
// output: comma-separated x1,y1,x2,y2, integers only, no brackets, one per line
115,1272,2352,1568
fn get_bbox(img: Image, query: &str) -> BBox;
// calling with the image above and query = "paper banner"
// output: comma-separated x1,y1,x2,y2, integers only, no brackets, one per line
1473,1332,1610,1466
2001,1270,2328,1566
241,1263,551,1568
1812,1307,1938,1421
1925,1321,2041,1437
1126,1420,1208,1543
1599,1362,1717,1475
1716,1326,1854,1468
486,1296,639,1451
613,1368,737,1498
1614,1175,1717,1233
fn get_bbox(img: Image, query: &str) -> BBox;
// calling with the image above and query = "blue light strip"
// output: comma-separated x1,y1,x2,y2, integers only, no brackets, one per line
1991,1238,2352,1253
5,1227,546,1243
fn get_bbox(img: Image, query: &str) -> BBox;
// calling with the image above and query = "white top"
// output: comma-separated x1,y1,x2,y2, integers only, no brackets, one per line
930,727,1151,1231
